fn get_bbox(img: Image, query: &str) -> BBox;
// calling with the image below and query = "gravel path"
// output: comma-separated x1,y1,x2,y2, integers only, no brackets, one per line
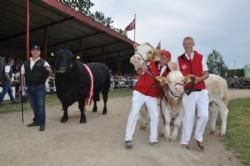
0,89,249,166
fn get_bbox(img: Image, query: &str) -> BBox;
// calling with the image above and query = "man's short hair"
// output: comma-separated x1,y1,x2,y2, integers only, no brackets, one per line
183,36,194,43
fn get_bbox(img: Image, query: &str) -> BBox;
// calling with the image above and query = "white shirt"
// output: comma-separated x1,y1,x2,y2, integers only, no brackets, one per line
4,65,11,73
21,57,50,74
177,51,208,72
159,65,167,76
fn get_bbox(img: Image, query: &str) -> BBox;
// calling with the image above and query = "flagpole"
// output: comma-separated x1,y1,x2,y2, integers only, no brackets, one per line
134,13,136,42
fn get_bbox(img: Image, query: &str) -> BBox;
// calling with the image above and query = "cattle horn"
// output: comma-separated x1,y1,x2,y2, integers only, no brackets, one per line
184,74,195,84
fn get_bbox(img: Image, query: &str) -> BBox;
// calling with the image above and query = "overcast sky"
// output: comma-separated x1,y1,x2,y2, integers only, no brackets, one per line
91,0,249,69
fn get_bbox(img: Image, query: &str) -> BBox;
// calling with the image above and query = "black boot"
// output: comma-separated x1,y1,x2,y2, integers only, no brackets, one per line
125,141,133,149
39,125,45,131
27,122,39,127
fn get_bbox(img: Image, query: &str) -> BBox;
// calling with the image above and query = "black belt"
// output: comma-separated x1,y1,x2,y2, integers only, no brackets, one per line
185,89,202,95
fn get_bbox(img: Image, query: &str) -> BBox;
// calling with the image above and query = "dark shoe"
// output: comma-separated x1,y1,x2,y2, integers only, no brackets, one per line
193,140,205,152
11,101,18,104
27,122,39,127
149,141,159,146
39,125,45,131
125,141,133,149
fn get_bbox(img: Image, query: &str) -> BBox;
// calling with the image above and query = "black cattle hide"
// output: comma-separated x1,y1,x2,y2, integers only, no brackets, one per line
55,49,110,123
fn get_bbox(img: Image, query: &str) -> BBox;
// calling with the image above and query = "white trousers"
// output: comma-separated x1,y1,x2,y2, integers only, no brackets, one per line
180,90,209,145
125,90,159,143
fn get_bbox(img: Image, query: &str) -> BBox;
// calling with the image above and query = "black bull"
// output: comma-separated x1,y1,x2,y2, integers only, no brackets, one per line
54,49,110,123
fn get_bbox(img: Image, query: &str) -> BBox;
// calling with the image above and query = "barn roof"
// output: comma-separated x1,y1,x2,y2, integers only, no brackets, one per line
0,0,135,64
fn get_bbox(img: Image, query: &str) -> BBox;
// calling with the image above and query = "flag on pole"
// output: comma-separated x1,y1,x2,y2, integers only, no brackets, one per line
156,40,161,49
125,19,136,31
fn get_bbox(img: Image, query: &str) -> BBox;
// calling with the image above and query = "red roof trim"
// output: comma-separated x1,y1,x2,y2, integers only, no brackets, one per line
42,0,135,46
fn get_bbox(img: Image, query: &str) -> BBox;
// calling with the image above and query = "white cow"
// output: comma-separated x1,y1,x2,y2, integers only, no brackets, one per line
131,43,230,141
205,74,230,136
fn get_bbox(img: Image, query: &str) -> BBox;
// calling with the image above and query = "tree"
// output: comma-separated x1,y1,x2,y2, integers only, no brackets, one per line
207,49,228,77
58,0,127,36
89,11,114,27
58,0,94,15
226,69,244,78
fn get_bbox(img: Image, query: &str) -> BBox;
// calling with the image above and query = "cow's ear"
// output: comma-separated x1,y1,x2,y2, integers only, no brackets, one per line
151,50,160,61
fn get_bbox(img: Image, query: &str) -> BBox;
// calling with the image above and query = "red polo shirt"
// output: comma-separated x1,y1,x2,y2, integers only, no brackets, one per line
134,61,170,98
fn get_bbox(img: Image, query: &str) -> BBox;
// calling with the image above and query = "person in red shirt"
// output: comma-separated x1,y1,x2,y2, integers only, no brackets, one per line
177,37,209,151
125,50,171,149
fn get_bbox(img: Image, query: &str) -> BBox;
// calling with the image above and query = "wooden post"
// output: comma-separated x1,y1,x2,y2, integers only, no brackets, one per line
26,0,30,60
118,52,121,74
134,13,136,42
80,38,83,62
43,27,48,60
103,47,106,64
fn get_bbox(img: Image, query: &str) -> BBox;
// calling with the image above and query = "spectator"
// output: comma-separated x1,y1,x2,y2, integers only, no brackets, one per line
0,57,16,105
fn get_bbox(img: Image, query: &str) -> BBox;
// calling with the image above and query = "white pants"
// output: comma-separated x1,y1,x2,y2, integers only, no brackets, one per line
125,90,159,143
180,90,209,145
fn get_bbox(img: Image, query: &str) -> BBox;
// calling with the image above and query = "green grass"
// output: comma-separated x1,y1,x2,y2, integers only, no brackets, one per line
0,88,132,113
225,98,250,166
109,88,133,98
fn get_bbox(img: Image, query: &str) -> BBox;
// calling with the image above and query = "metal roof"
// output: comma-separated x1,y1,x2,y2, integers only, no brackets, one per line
0,0,135,68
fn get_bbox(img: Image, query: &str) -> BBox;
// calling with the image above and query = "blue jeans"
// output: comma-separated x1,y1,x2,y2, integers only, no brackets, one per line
28,85,46,126
0,83,15,103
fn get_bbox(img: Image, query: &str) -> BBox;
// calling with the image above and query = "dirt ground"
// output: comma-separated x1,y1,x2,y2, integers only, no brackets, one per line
0,89,249,166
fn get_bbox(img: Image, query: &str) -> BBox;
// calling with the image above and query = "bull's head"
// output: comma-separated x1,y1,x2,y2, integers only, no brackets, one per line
157,71,185,99
55,49,75,73
130,43,160,70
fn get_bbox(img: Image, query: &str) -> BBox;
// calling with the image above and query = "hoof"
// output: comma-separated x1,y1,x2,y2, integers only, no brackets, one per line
159,132,165,137
220,133,225,137
169,137,177,142
164,137,171,142
80,119,87,123
60,117,68,123
210,130,216,135
139,125,147,130
102,111,107,115
92,109,97,113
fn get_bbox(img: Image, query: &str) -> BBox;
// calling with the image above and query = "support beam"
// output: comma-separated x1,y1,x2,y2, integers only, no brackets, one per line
48,31,103,48
26,0,30,61
118,52,121,74
80,38,83,62
43,27,48,60
0,17,74,42
84,41,123,51
80,47,133,60
102,47,106,64
73,41,122,54
105,48,133,56
107,55,130,62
